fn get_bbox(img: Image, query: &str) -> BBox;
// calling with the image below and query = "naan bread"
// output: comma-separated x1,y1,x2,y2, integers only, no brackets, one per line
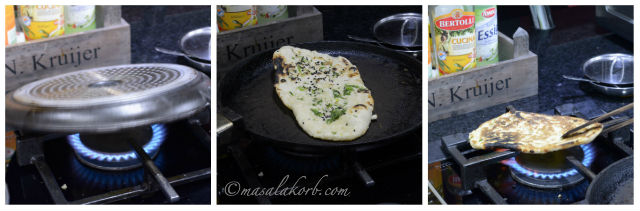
469,111,603,153
273,46,374,141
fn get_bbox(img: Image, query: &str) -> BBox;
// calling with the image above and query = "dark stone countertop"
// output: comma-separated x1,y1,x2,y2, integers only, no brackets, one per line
428,6,633,162
121,6,210,64
315,6,421,41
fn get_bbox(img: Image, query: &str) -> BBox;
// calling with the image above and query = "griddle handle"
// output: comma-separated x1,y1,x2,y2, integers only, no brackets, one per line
353,161,375,187
217,107,242,135
129,140,180,203
347,35,380,44
567,156,596,181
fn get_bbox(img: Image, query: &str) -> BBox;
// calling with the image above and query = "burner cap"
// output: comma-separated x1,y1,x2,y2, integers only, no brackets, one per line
6,64,210,133
80,127,152,153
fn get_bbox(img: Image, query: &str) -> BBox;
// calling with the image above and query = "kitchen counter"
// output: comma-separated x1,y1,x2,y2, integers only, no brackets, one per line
122,6,210,64
315,6,421,41
428,6,633,162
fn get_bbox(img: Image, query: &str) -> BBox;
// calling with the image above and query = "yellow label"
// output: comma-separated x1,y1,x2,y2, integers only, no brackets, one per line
217,5,257,32
18,5,64,40
433,9,476,75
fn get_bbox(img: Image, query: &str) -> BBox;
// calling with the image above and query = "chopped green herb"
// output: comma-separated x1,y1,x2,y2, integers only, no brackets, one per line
343,85,354,95
296,65,302,73
310,108,323,117
297,86,306,91
297,97,304,101
331,131,337,135
312,98,323,106
289,91,294,96
333,90,344,99
344,84,368,93
326,107,346,123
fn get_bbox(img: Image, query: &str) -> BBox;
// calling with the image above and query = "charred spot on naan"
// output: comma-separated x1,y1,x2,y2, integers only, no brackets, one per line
353,104,367,109
341,58,350,66
478,131,522,150
273,55,294,85
273,55,295,75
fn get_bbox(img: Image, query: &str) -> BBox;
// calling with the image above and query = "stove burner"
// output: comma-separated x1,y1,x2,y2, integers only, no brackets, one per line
508,179,589,204
68,124,167,170
69,150,166,190
501,144,595,189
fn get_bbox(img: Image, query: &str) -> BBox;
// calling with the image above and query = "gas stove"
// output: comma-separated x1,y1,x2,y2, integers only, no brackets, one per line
217,129,422,204
4,64,211,204
5,116,211,204
428,100,633,204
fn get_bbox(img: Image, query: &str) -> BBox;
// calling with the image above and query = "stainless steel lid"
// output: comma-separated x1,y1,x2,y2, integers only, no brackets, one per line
6,64,211,133
180,27,211,61
583,53,633,85
373,13,422,47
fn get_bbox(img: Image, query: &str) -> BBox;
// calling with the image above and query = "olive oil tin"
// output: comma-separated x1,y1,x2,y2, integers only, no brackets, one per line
217,5,258,32
430,5,476,75
18,5,64,40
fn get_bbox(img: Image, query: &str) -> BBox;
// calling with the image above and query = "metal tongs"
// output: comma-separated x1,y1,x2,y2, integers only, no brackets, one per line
562,103,634,138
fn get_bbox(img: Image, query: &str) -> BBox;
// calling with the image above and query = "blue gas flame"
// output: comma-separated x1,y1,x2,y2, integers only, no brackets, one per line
67,124,167,162
501,143,595,180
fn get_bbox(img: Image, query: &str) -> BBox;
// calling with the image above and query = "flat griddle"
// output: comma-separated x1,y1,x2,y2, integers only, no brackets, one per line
218,41,422,152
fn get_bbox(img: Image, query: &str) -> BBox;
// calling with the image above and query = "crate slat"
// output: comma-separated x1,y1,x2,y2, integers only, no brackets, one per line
428,28,538,122
216,6,323,71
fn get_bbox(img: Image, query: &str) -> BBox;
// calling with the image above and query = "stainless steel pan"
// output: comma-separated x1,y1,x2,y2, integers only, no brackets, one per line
583,53,633,85
156,27,211,73
563,53,633,97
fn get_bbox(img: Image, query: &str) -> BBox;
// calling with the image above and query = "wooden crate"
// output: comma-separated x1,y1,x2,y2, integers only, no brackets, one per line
5,6,131,91
216,6,323,71
428,27,538,122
